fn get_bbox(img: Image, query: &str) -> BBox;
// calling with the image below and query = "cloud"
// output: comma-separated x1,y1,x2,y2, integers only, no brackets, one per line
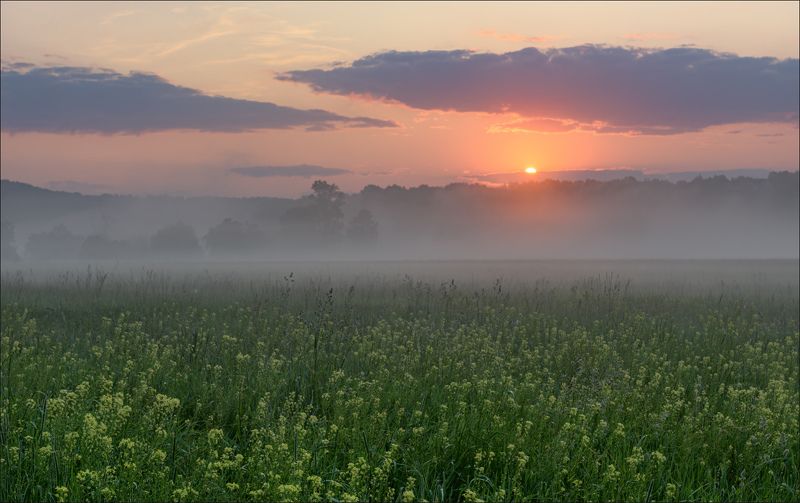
229,164,352,178
488,117,695,136
3,61,35,70
155,16,238,58
467,169,645,184
0,64,397,134
488,117,580,134
279,45,799,135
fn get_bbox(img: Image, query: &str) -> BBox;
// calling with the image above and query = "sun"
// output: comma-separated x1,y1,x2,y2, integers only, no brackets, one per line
525,166,537,174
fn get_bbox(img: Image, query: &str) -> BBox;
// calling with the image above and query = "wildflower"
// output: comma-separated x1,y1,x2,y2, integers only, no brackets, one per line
666,483,677,498
151,449,167,464
402,477,416,503
55,486,69,503
208,428,224,446
626,446,644,467
154,394,181,414
604,464,619,482
516,451,529,469
173,485,199,502
277,484,301,500
464,488,484,503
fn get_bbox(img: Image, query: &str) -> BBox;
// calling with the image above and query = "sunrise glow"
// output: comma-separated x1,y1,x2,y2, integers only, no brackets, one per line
1,3,799,501
0,1,797,198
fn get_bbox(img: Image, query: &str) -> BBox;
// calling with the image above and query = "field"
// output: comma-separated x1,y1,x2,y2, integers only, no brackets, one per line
1,261,798,501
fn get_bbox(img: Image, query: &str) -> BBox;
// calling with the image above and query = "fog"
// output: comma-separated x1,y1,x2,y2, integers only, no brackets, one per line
1,172,798,263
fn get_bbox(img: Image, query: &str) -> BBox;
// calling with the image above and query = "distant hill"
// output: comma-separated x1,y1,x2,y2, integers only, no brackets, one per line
1,179,294,240
2,180,104,222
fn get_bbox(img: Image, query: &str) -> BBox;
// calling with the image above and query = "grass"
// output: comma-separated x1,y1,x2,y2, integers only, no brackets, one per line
1,262,798,501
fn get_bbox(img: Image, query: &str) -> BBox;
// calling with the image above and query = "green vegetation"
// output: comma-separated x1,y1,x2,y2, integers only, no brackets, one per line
1,264,798,501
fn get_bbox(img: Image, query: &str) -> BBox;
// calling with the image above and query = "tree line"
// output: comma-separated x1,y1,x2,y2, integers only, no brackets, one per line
2,172,797,261
1,181,378,261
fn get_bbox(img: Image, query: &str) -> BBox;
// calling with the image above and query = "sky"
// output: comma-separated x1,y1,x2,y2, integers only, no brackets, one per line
1,1,798,197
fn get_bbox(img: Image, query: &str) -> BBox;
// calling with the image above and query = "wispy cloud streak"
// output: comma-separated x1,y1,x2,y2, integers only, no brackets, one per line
229,164,352,177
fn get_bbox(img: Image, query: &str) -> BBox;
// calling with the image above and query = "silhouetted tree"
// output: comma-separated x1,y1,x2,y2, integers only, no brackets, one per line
1,220,20,261
26,224,83,260
347,209,378,244
150,222,202,257
204,218,267,257
281,180,346,244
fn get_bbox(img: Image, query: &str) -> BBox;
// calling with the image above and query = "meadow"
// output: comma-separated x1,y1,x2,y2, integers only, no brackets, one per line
1,261,798,502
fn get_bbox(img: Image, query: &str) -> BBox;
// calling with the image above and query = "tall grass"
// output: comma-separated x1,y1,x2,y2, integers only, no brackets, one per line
1,263,798,501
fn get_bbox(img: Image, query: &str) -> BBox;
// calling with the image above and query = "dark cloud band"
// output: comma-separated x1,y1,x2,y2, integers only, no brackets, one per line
0,65,397,134
229,164,351,178
280,45,799,135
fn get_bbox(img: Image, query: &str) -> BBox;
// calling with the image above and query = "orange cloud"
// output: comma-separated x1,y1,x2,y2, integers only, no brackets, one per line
488,118,683,136
488,118,579,134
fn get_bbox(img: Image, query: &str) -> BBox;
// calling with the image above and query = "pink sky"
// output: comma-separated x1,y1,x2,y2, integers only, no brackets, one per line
1,1,798,197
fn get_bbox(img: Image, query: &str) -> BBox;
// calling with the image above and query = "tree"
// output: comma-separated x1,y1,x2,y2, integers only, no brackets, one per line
347,209,378,244
1,220,20,261
150,222,202,258
25,224,83,260
280,180,346,244
204,218,267,257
